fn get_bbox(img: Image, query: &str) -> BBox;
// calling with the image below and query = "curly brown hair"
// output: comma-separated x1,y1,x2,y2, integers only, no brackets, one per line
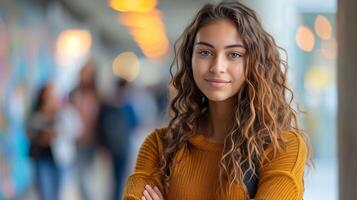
160,0,311,197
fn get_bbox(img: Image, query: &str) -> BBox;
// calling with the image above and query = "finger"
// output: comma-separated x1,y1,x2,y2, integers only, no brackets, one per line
143,190,153,200
141,196,146,200
145,185,160,200
153,186,164,199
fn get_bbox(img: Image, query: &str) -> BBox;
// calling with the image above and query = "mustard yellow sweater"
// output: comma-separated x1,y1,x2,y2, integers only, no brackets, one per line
122,128,307,200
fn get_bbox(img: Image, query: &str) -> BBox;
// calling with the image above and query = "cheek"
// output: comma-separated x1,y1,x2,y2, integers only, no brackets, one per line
191,60,207,90
192,58,201,77
230,63,245,80
192,57,210,75
192,64,200,86
192,55,201,69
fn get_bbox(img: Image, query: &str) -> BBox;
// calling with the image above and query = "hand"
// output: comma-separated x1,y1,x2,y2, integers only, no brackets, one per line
142,185,164,200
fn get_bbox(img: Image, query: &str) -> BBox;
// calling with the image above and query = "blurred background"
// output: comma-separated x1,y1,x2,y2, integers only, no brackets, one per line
0,0,337,199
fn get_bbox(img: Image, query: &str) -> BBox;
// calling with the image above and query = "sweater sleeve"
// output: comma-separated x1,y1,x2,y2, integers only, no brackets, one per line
122,128,166,200
254,131,308,200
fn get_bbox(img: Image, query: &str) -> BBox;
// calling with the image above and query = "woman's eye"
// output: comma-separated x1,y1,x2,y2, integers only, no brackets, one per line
198,50,212,57
228,52,241,59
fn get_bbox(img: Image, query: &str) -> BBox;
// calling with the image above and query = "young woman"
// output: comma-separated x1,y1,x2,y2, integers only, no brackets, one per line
27,83,61,200
122,0,311,199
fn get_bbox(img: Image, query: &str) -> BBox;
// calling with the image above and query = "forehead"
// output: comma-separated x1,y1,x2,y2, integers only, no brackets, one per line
195,19,243,46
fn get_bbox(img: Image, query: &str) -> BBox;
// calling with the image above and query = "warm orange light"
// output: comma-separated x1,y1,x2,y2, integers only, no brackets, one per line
130,29,166,44
112,52,140,81
109,0,157,12
296,26,315,52
119,10,169,60
56,29,92,65
135,31,169,58
314,15,332,40
141,40,169,59
119,10,163,28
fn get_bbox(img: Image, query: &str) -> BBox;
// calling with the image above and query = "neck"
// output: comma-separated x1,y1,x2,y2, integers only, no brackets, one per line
201,97,235,143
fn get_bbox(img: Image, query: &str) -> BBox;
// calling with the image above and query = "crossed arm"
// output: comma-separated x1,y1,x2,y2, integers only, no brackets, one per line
122,130,307,200
141,185,164,200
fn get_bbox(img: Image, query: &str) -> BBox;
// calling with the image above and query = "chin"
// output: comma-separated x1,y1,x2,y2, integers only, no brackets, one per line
204,92,233,102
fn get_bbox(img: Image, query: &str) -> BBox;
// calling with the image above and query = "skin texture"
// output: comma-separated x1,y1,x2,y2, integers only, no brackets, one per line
192,19,246,103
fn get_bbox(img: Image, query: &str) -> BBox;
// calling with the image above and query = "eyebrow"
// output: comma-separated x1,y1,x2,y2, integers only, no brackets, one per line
195,41,245,49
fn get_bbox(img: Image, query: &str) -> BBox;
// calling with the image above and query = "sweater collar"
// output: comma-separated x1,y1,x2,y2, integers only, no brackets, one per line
188,133,224,152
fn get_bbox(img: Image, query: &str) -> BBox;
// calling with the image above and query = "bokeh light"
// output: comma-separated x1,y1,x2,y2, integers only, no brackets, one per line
56,29,92,66
296,26,315,52
112,51,140,81
119,10,169,60
314,15,332,40
304,66,332,94
321,37,337,60
109,0,157,12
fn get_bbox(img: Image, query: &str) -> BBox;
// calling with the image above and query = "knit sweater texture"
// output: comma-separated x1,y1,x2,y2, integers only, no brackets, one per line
122,128,307,200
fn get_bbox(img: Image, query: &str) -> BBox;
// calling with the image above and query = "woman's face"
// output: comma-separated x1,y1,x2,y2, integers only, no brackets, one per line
192,19,246,102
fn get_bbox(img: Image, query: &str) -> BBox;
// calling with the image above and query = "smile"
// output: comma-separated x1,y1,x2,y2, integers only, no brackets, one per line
204,78,231,88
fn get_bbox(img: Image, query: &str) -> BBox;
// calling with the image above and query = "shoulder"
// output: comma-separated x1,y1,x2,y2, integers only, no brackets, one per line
255,131,308,200
133,127,168,172
142,127,167,150
262,131,308,173
282,131,307,157
137,127,167,156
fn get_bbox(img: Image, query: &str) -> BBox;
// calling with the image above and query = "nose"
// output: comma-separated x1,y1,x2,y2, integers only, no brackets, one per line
209,54,227,74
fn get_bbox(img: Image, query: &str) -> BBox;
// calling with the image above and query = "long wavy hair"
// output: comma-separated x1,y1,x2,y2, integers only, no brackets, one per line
160,0,311,197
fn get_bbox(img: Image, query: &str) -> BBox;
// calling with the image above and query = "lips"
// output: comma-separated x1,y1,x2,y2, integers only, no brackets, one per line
204,78,231,88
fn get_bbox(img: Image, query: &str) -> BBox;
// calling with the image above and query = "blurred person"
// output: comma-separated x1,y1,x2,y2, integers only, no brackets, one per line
26,83,61,200
97,79,139,200
71,59,100,200
122,1,311,200
54,92,83,171
53,91,83,199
